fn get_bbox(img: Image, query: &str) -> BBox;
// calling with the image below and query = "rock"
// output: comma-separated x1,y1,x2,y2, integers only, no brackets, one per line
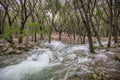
16,44,29,51
105,75,109,78
22,47,29,51
0,44,5,47
5,48,16,54
107,71,120,79
97,76,102,80
99,71,108,77
16,50,23,54
93,74,97,79
16,45,23,50
66,73,92,80
88,54,95,59
0,44,4,51
9,44,14,48
114,43,120,47
28,44,33,48
3,47,8,52
21,42,27,45
77,52,87,57
114,53,120,61
21,44,26,48
93,40,97,43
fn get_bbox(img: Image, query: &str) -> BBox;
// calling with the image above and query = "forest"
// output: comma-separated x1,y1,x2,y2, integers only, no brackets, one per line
0,0,120,80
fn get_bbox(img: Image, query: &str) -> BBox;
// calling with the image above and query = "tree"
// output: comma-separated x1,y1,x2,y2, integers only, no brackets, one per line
0,0,19,43
0,4,6,35
18,0,38,44
73,0,96,53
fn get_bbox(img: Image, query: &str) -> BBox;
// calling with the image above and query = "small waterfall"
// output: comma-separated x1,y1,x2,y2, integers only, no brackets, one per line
0,41,95,80
0,48,54,80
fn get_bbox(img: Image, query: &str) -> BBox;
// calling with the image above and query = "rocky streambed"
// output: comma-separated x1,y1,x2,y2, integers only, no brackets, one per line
0,41,120,80
0,42,34,68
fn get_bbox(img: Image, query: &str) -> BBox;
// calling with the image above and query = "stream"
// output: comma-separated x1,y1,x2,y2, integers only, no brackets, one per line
0,41,120,80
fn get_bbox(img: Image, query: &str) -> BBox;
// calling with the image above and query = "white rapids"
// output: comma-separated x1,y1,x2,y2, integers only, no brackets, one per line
0,40,116,80
0,49,54,80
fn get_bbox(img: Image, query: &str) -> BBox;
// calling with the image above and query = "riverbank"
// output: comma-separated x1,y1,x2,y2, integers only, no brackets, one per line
0,40,35,68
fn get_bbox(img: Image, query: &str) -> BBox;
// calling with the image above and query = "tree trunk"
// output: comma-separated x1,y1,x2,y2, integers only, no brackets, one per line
34,29,37,43
113,1,119,44
19,22,25,44
91,20,103,47
107,26,112,47
113,24,119,44
19,36,23,44
73,30,76,41
48,32,51,43
107,0,113,47
82,33,86,44
87,28,95,53
59,32,62,40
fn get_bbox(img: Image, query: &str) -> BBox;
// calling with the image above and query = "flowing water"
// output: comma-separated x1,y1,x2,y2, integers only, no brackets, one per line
0,41,119,80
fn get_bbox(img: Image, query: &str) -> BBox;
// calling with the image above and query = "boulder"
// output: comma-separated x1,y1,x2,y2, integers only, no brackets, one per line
5,48,16,54
16,49,23,54
91,69,110,80
2,47,8,52
115,43,120,47
76,51,87,57
0,44,4,51
16,45,23,50
0,44,4,48
16,44,29,51
114,53,120,61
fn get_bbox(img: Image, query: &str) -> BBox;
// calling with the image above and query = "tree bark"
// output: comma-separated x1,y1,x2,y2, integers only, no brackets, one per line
59,31,62,40
107,0,113,47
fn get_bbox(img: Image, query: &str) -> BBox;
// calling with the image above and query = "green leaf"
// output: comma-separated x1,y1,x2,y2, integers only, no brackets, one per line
95,10,103,17
4,25,17,37
28,22,41,28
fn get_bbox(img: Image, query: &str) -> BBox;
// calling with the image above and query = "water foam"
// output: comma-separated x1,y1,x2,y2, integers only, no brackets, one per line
0,49,53,80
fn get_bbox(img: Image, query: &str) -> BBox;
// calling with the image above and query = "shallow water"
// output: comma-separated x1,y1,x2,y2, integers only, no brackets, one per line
0,41,119,80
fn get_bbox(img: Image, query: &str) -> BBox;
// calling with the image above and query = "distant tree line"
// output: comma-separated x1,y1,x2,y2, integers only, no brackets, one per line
0,0,120,53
